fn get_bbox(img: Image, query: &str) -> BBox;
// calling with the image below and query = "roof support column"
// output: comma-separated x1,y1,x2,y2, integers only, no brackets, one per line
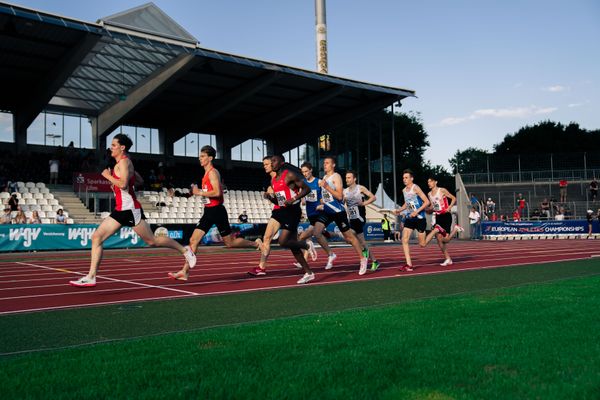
215,135,233,170
12,113,27,154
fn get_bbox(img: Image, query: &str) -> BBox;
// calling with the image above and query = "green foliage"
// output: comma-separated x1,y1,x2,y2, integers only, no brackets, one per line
449,147,489,174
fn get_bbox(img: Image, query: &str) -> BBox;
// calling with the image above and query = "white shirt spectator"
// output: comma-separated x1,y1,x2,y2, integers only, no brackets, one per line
555,213,565,221
49,159,59,173
469,210,480,225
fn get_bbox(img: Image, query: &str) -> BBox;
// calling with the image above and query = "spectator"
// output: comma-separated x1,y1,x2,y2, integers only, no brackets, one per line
559,179,568,203
540,198,550,219
28,210,41,224
586,210,594,236
555,207,565,221
6,180,18,193
148,169,158,190
515,193,527,216
485,198,495,215
490,213,498,221
468,206,481,240
500,214,507,222
7,193,18,211
1,207,11,224
512,208,521,222
13,209,26,224
470,193,479,210
49,157,60,184
238,210,248,223
55,209,66,224
590,178,598,202
531,209,541,220
381,214,392,242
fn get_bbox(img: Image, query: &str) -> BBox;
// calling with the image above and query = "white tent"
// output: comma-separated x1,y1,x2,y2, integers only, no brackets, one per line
373,183,399,210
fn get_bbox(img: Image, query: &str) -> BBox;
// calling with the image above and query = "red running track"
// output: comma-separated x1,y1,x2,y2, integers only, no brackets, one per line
1,240,599,315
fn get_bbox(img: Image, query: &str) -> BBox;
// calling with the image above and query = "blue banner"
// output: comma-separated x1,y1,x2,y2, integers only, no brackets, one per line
0,224,147,252
482,220,598,235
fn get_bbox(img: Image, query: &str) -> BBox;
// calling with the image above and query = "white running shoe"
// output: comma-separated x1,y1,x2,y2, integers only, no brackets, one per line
69,276,96,287
297,272,315,284
359,257,368,275
440,258,453,266
184,246,197,269
293,262,303,269
306,240,317,261
454,224,464,233
325,252,337,270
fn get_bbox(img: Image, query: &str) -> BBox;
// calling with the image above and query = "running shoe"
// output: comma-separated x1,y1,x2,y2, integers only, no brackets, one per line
325,252,337,270
69,276,96,287
455,224,464,233
434,224,448,237
359,257,368,275
248,266,267,276
440,259,453,266
168,271,189,281
184,246,197,269
306,240,317,261
361,248,370,259
371,260,380,271
293,262,303,269
400,264,414,272
297,272,315,284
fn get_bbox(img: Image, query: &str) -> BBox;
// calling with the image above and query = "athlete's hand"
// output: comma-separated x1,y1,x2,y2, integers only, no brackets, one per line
318,180,327,188
192,186,202,196
101,169,111,180
392,209,400,215
284,199,295,206
410,211,418,218
316,205,324,211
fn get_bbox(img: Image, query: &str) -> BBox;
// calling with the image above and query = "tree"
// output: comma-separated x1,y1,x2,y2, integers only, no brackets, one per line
448,147,489,174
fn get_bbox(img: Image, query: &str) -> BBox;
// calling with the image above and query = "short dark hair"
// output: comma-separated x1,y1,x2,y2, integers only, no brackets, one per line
403,169,414,178
346,170,357,179
427,176,437,182
272,154,285,163
300,162,313,170
114,133,133,152
262,155,272,161
324,156,336,164
201,145,216,159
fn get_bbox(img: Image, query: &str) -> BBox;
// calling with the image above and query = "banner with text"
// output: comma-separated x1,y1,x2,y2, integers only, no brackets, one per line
482,220,598,235
73,172,113,192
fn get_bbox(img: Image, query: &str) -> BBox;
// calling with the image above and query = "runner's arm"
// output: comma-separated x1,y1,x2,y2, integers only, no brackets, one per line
359,185,377,206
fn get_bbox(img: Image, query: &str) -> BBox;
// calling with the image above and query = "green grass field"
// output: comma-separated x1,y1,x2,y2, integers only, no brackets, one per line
1,260,599,399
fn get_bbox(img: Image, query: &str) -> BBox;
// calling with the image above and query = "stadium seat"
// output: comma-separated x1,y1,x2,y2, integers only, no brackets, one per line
16,182,24,188
40,188,50,194
66,218,74,224
25,182,35,189
0,193,9,200
22,193,33,200
43,193,54,199
37,199,48,206
29,188,39,194
35,182,45,188
100,212,110,219
34,193,44,200
41,218,52,224
42,205,53,212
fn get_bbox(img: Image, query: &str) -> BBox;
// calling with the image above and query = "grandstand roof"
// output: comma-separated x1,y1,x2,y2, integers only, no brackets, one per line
0,1,415,150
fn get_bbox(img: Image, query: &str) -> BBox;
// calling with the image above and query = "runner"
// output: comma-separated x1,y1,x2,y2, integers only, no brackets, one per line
393,169,430,271
313,156,369,275
292,162,337,269
263,155,317,284
422,176,464,266
168,145,262,281
344,170,380,270
69,134,196,287
248,156,281,276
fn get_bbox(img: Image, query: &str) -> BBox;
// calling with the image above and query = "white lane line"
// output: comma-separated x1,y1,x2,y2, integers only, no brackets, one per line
14,262,198,296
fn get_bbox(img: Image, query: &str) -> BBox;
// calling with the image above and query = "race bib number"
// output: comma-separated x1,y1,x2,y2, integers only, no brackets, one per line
348,206,359,219
275,191,287,207
408,200,418,212
306,190,318,202
322,190,334,203
433,201,441,211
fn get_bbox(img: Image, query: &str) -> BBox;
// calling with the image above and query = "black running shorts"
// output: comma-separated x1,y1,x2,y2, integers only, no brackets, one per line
109,208,145,227
271,204,302,232
404,217,426,233
196,204,232,237
435,212,452,234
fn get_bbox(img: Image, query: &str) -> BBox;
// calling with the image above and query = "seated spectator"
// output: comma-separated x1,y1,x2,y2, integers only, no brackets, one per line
490,213,498,221
587,210,594,236
485,198,495,215
28,210,41,224
512,208,521,222
1,207,12,224
6,180,18,193
238,210,248,223
555,207,565,221
531,209,541,220
13,209,26,224
8,193,18,211
499,214,507,222
540,198,550,218
55,209,66,224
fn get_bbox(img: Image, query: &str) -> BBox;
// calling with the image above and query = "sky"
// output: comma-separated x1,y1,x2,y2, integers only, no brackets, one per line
7,0,600,168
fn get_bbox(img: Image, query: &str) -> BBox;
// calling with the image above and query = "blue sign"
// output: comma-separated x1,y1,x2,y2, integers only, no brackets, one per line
482,220,598,235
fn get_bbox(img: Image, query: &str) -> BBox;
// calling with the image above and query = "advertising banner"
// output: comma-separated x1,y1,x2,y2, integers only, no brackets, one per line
0,224,146,252
73,172,113,192
482,220,598,236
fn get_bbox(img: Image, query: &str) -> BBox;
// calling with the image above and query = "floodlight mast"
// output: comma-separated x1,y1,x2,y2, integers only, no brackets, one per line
315,0,328,74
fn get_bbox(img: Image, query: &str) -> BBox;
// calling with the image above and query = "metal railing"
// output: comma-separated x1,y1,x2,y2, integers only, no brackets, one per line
462,168,600,185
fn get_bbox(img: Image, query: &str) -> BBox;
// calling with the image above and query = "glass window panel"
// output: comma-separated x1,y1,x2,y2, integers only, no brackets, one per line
0,112,14,143
230,144,241,161
151,129,160,154
81,117,93,148
174,137,185,156
197,133,212,149
290,147,299,166
105,126,121,150
185,133,198,157
27,113,45,145
251,139,262,162
45,113,63,147
136,127,150,153
63,115,80,148
241,139,252,161
121,126,136,152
